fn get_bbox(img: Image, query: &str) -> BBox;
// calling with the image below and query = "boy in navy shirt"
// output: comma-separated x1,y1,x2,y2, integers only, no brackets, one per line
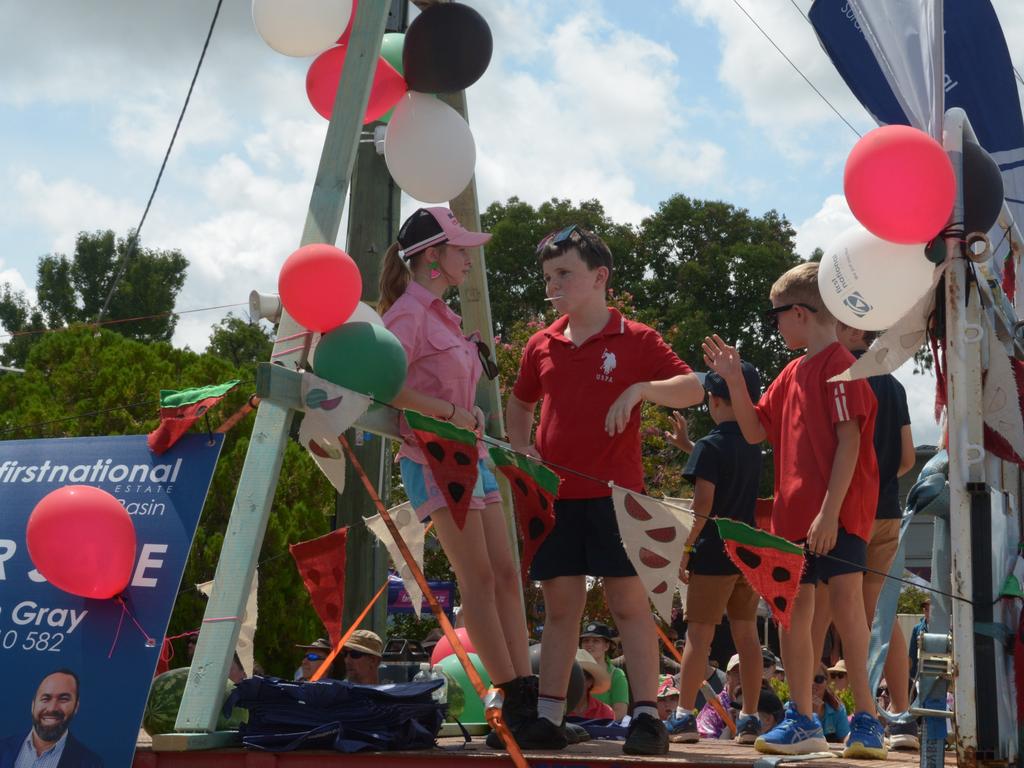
663,363,765,744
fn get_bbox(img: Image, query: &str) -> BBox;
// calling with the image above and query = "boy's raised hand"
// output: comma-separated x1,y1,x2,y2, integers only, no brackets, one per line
702,335,742,382
664,410,693,453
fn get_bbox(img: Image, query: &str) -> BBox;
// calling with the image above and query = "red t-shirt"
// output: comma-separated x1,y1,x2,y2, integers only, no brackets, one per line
512,308,692,499
754,342,878,542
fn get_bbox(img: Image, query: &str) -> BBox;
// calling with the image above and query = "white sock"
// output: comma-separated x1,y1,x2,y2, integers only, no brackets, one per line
538,696,565,725
634,705,659,720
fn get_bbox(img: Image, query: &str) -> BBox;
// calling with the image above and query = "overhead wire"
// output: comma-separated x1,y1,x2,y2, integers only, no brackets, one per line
729,0,862,138
94,0,225,326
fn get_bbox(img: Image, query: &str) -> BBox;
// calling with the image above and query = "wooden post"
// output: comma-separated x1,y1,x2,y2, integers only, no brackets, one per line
169,1,390,744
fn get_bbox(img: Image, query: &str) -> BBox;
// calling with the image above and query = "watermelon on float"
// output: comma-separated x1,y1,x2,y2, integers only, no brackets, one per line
143,667,248,734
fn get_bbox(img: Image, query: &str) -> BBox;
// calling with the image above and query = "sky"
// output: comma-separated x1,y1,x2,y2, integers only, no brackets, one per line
3,0,1023,445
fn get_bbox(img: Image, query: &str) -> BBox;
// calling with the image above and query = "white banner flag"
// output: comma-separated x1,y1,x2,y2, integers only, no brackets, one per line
364,501,427,619
299,373,372,494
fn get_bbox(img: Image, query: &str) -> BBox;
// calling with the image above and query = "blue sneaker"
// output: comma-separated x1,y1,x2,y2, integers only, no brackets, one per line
735,712,762,744
754,705,829,755
844,711,888,759
665,711,698,744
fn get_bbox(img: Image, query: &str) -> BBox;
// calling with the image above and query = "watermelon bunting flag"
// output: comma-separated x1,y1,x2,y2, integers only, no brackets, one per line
147,380,240,454
715,518,805,630
488,446,560,584
289,528,348,649
404,410,479,530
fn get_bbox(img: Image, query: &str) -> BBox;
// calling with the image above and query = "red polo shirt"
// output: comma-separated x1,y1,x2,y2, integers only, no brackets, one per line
512,308,692,499
755,342,879,542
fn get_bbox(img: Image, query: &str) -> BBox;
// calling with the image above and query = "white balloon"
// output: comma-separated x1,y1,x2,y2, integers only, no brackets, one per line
818,225,934,331
345,301,385,327
252,0,353,58
384,92,476,204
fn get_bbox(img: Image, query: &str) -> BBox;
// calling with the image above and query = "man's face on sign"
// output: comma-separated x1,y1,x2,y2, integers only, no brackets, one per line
32,672,79,743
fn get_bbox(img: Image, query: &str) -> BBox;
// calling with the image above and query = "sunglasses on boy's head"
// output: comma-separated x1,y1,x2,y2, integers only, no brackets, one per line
304,652,325,662
475,339,499,380
764,302,819,328
535,223,603,257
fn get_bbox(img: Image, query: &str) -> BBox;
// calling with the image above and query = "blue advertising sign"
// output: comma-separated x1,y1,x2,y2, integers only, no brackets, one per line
386,576,455,616
0,434,222,768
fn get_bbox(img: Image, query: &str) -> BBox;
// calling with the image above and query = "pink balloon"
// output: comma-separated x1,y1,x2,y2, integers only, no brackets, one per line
27,485,137,599
306,44,407,124
430,626,476,666
844,125,955,244
279,244,362,333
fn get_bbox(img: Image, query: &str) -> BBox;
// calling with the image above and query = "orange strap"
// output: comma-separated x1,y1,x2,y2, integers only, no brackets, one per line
654,621,736,737
311,579,388,682
339,435,527,768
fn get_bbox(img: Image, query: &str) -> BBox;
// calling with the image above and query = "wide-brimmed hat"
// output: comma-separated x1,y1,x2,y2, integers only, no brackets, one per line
398,207,491,259
726,653,741,673
579,621,617,641
827,659,847,675
295,637,332,652
344,629,384,658
574,648,611,695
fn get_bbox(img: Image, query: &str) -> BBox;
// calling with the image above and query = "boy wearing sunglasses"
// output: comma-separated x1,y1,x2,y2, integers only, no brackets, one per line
506,224,703,755
703,261,884,758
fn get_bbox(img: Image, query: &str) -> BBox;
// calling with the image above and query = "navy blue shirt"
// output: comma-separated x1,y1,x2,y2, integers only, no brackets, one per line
682,421,763,575
854,351,911,519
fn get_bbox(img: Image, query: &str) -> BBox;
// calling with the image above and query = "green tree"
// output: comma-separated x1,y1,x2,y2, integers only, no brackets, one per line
207,314,274,373
0,230,188,366
0,326,334,676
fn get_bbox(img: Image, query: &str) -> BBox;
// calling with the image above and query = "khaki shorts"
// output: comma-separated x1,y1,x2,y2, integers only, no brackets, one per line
865,518,900,584
684,573,759,625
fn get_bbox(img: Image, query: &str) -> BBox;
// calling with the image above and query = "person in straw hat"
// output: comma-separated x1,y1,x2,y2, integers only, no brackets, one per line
568,648,614,720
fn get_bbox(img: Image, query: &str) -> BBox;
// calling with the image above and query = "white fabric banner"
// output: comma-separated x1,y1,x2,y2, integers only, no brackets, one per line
983,330,1024,464
850,0,943,139
364,501,427,619
197,569,258,678
611,488,694,623
298,373,372,495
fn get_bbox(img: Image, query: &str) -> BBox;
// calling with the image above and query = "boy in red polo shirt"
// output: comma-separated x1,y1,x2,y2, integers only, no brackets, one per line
506,224,703,755
703,262,886,759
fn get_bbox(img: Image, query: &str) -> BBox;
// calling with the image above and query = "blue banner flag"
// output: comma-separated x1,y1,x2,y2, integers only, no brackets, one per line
0,434,222,768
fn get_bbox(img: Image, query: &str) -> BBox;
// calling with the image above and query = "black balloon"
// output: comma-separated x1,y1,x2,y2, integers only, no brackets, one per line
529,644,584,712
403,3,493,93
963,139,1004,234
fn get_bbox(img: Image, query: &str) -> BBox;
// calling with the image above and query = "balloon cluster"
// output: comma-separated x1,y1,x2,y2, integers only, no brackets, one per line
253,0,493,204
820,124,1004,331
278,244,407,402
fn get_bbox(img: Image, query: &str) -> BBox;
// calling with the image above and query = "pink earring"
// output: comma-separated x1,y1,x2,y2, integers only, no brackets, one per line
429,261,441,279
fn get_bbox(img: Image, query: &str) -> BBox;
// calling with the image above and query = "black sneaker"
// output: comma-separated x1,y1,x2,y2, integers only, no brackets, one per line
624,712,670,756
564,721,590,744
515,716,569,750
888,718,920,751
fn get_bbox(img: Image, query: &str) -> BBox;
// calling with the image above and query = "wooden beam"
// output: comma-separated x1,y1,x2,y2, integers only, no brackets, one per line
175,1,391,736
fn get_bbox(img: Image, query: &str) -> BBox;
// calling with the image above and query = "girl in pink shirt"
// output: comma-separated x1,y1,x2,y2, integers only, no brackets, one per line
379,207,534,741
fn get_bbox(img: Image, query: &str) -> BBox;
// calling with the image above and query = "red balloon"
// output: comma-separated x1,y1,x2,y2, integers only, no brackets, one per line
279,244,362,333
430,627,476,666
27,485,137,599
844,125,955,244
337,0,358,45
306,45,406,124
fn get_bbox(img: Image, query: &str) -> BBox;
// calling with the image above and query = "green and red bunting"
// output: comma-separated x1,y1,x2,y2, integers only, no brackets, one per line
715,518,805,630
488,446,561,584
405,410,479,530
147,380,240,455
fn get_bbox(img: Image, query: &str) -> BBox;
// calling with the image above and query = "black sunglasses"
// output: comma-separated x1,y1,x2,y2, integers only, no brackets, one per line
813,674,827,684
304,652,325,662
342,649,368,660
475,340,499,380
829,671,847,679
535,223,603,257
765,302,818,328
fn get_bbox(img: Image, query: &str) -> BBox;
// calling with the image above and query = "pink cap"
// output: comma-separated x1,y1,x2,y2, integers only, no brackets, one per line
397,207,491,259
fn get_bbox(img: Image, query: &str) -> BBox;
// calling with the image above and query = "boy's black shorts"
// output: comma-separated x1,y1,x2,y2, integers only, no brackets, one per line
528,496,637,580
799,527,867,585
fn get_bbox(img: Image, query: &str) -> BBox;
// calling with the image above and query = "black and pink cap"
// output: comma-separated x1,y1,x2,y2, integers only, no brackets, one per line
397,207,491,260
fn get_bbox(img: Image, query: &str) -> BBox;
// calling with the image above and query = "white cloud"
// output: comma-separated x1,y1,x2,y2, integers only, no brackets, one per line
794,193,855,259
892,360,940,447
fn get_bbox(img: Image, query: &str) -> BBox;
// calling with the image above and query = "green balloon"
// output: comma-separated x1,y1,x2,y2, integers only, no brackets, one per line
313,322,407,403
381,33,405,76
436,652,491,724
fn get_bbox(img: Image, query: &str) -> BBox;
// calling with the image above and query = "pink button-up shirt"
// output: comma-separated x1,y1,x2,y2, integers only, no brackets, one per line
383,281,485,464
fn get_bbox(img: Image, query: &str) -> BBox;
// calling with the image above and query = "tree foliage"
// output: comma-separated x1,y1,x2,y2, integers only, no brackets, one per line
0,230,188,366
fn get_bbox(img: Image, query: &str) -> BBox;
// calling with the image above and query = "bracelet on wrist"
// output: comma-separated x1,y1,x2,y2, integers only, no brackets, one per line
683,544,695,554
